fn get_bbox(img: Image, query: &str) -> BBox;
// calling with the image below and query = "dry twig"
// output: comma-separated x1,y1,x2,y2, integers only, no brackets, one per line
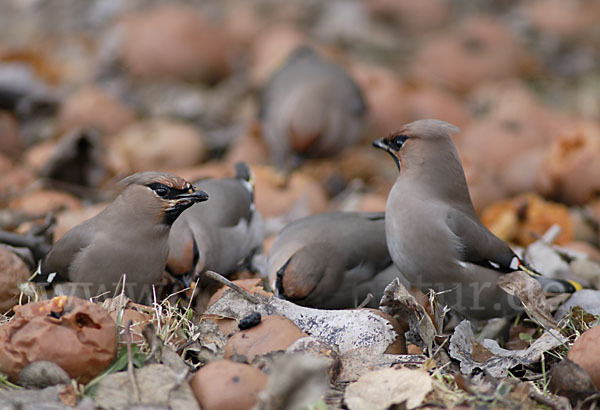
204,270,261,304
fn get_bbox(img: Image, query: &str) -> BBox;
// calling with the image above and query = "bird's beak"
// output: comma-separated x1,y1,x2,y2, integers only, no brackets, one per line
168,189,209,213
372,138,389,151
163,187,209,224
175,189,209,204
372,138,401,171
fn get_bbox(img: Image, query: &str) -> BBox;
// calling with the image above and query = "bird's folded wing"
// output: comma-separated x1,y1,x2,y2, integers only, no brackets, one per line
446,209,520,273
217,187,254,227
39,224,95,282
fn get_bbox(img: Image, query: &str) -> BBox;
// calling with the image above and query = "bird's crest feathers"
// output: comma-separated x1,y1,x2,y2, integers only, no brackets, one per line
118,172,192,191
390,119,460,141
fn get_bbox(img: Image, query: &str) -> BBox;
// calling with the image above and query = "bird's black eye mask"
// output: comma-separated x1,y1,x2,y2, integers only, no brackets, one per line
146,183,194,199
372,134,409,171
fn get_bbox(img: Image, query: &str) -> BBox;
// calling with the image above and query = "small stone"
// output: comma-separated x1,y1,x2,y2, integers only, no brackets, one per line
0,385,68,409
18,361,70,389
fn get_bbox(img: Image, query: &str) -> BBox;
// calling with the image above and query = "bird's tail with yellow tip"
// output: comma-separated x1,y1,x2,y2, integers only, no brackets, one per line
535,276,582,293
518,259,581,293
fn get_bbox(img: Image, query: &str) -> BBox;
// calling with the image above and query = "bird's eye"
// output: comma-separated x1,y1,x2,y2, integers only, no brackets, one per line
388,134,408,151
389,134,408,150
155,186,169,197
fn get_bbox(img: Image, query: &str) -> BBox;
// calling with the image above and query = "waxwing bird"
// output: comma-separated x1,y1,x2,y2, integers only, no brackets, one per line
36,172,208,303
373,119,580,320
260,46,367,169
167,162,264,284
268,212,409,309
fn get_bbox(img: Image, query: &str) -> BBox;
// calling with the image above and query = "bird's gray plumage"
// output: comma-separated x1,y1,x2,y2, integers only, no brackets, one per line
268,212,409,309
167,163,264,280
374,119,577,319
260,46,367,168
39,171,208,303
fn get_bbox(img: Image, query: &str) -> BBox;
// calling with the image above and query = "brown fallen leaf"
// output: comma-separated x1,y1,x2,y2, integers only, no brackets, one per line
449,319,567,378
497,271,558,329
470,341,494,362
379,278,437,354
